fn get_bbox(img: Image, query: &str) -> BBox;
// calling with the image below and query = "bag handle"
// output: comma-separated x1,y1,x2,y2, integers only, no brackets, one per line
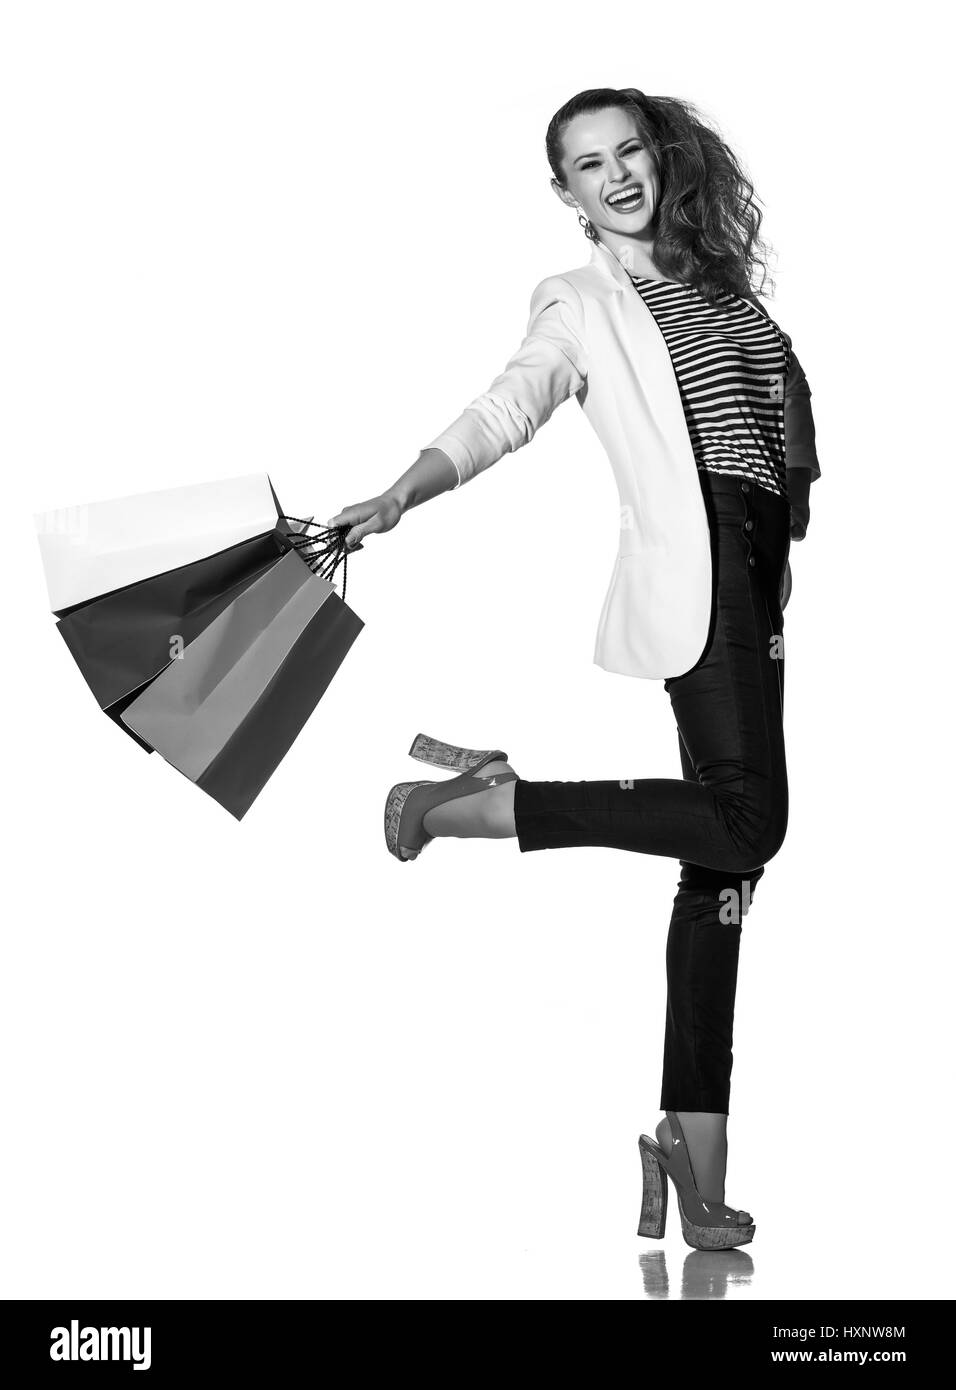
278,516,361,602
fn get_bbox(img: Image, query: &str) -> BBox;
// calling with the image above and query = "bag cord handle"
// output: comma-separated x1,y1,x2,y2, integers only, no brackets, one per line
278,516,357,602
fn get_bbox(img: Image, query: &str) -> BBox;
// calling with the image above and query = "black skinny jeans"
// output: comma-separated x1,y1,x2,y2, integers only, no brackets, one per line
513,471,791,1115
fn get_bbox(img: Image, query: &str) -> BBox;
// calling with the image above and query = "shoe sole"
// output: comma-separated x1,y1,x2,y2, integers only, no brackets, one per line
384,780,433,861
637,1136,755,1249
676,1194,756,1250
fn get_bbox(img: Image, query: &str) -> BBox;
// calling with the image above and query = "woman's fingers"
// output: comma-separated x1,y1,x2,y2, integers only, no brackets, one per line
327,494,402,546
345,519,377,547
325,501,372,529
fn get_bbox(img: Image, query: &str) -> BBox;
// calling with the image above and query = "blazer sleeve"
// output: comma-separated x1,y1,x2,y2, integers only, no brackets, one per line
745,292,822,481
784,344,821,480
420,275,588,489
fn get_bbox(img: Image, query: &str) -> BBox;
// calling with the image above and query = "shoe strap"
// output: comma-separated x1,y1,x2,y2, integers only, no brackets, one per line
400,767,518,854
664,1110,701,1191
472,769,518,787
663,1112,749,1225
418,766,517,809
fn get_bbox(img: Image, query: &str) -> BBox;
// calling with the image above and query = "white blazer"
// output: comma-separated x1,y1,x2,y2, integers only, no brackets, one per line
423,236,819,680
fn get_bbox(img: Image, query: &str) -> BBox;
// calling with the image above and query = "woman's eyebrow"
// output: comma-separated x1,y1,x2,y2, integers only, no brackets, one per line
573,140,639,165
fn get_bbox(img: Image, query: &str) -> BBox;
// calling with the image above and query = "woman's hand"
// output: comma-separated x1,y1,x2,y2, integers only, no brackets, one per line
325,449,459,547
787,468,813,542
326,493,404,549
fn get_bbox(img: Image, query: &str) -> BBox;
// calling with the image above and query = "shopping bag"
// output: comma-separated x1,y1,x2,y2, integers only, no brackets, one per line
35,472,364,815
34,473,284,614
52,515,355,736
119,547,364,819
36,474,319,747
35,469,354,713
55,527,294,721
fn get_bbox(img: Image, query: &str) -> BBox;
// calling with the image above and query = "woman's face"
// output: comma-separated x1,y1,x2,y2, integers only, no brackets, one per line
553,106,660,249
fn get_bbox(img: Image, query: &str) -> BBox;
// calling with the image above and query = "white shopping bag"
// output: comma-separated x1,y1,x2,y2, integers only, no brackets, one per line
34,473,282,613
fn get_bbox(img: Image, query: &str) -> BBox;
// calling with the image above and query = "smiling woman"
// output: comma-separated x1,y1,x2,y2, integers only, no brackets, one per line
555,115,657,240
545,88,776,302
326,85,822,1255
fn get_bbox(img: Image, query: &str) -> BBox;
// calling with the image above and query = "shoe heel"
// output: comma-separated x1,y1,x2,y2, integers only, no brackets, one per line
637,1138,668,1240
408,732,509,772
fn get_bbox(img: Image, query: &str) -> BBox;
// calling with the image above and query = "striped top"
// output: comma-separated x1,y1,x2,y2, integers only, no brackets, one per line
629,274,792,500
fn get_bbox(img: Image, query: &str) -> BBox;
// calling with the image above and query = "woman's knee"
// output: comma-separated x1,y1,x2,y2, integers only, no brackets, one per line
719,798,789,873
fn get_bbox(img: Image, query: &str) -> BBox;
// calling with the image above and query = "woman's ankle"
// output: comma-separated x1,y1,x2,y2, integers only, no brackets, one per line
657,1111,729,1204
422,763,517,839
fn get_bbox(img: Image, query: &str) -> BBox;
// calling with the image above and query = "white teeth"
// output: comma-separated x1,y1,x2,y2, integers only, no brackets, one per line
608,186,643,205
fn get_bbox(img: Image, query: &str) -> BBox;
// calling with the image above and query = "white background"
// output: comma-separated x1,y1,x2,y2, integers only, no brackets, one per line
2,0,952,1300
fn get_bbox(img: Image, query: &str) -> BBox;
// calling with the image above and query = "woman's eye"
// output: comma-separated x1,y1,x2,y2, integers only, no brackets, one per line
581,144,642,171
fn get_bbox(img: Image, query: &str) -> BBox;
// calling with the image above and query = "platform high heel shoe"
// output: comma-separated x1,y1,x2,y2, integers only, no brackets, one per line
637,1111,756,1250
384,733,518,862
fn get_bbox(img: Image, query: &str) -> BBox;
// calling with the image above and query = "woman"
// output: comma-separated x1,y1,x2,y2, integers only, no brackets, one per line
328,88,821,1251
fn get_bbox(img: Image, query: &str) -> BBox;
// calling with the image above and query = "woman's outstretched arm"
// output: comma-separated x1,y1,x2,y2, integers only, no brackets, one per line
326,448,458,549
327,275,588,548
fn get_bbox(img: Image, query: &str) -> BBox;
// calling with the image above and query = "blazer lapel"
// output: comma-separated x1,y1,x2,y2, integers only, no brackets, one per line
584,237,703,501
587,236,636,291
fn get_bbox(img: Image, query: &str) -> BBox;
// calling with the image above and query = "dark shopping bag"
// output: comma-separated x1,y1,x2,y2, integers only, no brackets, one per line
42,475,311,725
54,516,359,728
56,528,293,730
120,548,363,819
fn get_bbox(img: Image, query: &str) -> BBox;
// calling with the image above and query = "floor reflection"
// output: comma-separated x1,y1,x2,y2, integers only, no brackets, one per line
638,1249,670,1299
638,1247,755,1300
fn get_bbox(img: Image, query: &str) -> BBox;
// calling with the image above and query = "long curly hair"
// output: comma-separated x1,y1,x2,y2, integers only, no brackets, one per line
545,87,776,303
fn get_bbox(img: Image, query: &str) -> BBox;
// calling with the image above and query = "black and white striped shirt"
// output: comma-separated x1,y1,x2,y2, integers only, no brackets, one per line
629,274,792,499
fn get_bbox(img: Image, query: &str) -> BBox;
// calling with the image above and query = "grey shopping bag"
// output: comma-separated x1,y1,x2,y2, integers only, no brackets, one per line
120,547,363,819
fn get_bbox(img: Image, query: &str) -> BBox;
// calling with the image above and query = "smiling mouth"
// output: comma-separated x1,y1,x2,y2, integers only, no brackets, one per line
606,186,644,212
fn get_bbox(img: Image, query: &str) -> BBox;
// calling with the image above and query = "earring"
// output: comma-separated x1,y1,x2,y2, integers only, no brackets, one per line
576,208,598,242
